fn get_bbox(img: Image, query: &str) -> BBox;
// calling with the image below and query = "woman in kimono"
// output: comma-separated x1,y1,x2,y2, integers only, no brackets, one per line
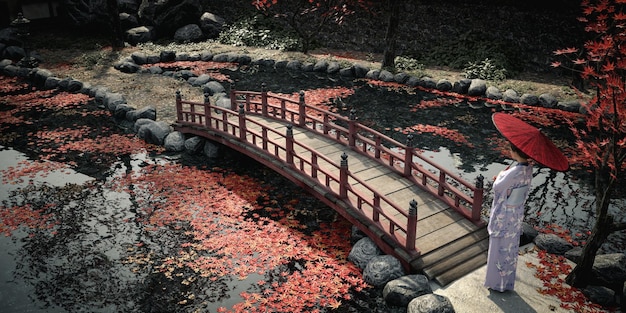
484,144,533,292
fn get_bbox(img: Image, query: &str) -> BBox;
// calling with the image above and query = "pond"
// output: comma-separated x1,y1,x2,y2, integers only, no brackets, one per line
1,61,624,312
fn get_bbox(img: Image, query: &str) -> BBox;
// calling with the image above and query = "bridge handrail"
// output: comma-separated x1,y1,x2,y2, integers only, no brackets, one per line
176,94,419,251
229,87,484,223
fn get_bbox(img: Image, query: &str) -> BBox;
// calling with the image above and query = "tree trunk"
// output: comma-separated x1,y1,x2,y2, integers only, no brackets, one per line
565,166,614,287
382,0,400,68
107,0,124,49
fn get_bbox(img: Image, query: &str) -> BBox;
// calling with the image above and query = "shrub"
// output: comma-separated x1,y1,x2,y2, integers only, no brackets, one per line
218,15,301,51
394,56,425,72
463,58,507,81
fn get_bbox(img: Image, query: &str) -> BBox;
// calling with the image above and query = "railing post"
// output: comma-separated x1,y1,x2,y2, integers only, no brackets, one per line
339,152,348,198
261,82,268,117
348,109,357,147
175,90,182,122
230,82,237,111
286,124,294,165
404,134,414,177
238,103,246,141
472,175,485,221
204,92,211,128
438,171,446,196
298,90,306,127
406,199,418,251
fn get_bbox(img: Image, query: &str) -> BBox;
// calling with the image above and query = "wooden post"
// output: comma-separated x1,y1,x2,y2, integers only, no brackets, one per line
175,90,182,122
404,134,414,177
238,103,246,141
339,152,348,198
298,90,306,127
406,199,418,251
286,124,294,165
204,92,211,128
472,174,485,221
230,82,236,111
348,109,356,147
261,83,268,117
438,171,445,196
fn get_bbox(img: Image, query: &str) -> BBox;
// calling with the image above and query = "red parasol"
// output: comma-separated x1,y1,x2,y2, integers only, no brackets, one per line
492,113,569,172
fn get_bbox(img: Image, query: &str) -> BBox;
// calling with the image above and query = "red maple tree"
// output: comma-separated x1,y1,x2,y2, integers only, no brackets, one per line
552,0,626,288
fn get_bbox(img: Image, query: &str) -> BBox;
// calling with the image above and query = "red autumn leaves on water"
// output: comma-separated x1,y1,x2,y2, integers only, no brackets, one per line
109,162,368,312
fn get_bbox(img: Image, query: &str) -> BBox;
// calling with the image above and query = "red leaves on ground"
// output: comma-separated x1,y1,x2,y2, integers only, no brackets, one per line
394,124,475,148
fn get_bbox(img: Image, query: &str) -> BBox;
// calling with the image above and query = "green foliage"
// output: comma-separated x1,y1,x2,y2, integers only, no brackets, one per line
394,56,425,72
405,30,523,75
218,15,302,51
463,58,507,81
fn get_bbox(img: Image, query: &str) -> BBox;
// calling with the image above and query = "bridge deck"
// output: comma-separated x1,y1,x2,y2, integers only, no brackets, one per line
176,112,489,286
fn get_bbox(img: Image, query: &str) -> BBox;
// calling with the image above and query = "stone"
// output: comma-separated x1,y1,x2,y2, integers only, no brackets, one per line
313,60,328,72
419,77,437,89
407,294,455,313
350,225,366,245
184,136,205,154
114,104,136,120
327,61,341,74
365,69,380,80
452,79,471,94
114,61,140,73
136,120,171,145
126,106,157,121
520,93,539,106
190,74,212,87
119,12,139,30
467,79,487,96
363,255,405,287
534,233,574,255
592,253,626,287
502,89,520,103
353,64,369,78
44,76,61,90
564,246,582,262
582,285,616,307
339,67,354,77
164,131,186,152
159,50,176,62
139,0,203,37
174,24,204,43
485,86,502,100
378,70,395,82
394,72,410,84
203,81,226,96
131,52,149,65
348,237,382,269
199,12,225,39
286,60,302,71
383,274,432,307
558,100,582,112
203,140,221,158
436,79,452,92
125,26,155,45
538,93,558,108
104,92,126,111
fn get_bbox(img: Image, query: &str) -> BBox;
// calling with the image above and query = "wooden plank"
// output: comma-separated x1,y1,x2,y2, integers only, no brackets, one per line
414,228,489,269
415,218,482,255
433,252,488,286
422,238,489,278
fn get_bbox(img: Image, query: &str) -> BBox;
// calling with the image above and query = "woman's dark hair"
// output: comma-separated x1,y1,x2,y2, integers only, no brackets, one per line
510,143,530,160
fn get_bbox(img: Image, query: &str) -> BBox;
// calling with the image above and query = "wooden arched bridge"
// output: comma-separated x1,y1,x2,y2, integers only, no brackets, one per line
173,86,489,286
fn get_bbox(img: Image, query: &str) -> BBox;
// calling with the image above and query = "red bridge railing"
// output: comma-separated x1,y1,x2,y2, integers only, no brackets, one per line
174,85,485,253
227,84,485,223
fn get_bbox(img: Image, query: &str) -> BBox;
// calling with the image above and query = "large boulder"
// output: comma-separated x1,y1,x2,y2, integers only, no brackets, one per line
407,294,455,313
125,26,155,45
383,274,432,307
363,255,405,287
534,233,573,255
199,12,225,39
348,237,382,269
174,24,203,43
138,0,203,38
136,120,171,145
